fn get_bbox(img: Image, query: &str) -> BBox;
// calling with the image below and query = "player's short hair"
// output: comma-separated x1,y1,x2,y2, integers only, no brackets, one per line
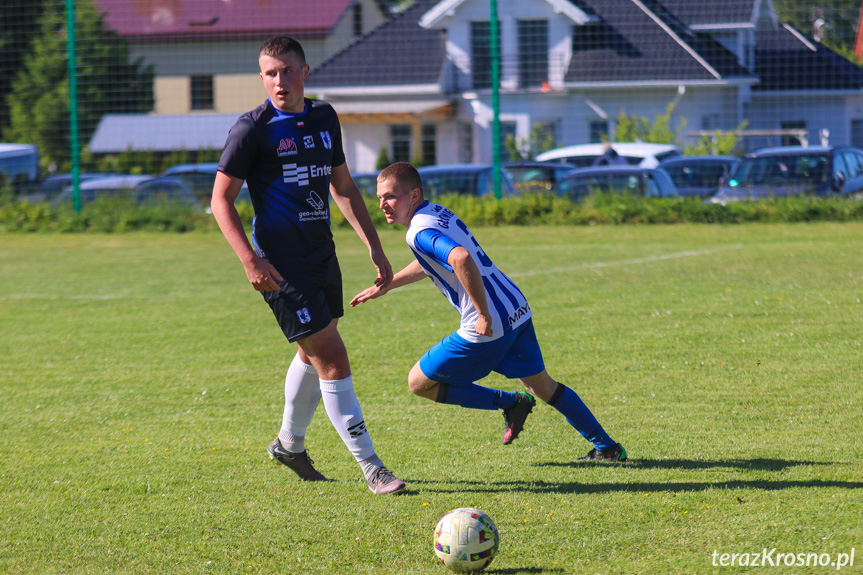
259,36,306,65
378,162,424,195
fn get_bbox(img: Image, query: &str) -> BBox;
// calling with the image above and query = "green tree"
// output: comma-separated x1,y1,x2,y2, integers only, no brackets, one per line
3,0,153,171
375,146,391,171
772,0,860,59
614,103,684,144
0,1,45,132
683,121,749,156
505,123,557,160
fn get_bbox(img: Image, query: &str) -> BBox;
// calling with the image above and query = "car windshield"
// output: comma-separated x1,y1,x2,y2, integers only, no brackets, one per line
559,173,644,197
422,172,481,196
663,163,732,189
730,154,830,186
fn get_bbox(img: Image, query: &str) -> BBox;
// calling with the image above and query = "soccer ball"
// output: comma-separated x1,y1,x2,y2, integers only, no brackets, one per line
433,507,500,573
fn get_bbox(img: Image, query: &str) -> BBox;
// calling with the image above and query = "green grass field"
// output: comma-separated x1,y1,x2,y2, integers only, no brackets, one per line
2,223,861,574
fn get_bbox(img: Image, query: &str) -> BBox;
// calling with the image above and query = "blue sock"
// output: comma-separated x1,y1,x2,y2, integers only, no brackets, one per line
436,383,517,410
548,384,616,451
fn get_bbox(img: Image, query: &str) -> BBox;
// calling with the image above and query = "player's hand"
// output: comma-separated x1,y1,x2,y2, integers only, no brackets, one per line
244,256,283,292
370,248,393,288
475,313,493,337
349,285,386,307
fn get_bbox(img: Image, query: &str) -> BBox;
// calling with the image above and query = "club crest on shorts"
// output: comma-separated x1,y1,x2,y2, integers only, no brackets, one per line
296,307,312,324
320,131,332,150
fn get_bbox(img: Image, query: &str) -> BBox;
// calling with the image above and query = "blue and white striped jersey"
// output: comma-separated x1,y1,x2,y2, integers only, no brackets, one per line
406,201,532,343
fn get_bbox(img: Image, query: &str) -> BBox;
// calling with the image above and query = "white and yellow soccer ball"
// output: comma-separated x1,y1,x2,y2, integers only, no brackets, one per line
432,507,500,573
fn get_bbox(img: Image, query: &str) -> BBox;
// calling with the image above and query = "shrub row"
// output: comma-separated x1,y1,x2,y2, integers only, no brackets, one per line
3,193,863,234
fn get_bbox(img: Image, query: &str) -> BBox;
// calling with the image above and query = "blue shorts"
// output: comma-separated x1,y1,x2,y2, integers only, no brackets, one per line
419,319,545,385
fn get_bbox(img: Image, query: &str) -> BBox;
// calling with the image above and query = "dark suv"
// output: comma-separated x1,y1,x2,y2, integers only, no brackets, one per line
709,146,863,203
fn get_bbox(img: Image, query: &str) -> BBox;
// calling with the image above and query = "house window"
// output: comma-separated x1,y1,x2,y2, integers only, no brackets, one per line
190,75,214,110
500,121,517,155
588,120,609,143
701,114,720,131
471,21,500,89
518,20,548,88
353,3,363,37
781,121,806,146
851,119,863,149
421,124,437,166
390,124,412,163
459,122,473,163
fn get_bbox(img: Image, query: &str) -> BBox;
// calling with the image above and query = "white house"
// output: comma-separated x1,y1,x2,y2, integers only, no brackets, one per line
306,0,863,171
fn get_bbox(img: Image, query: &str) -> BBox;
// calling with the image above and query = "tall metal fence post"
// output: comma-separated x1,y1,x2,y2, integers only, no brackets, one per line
490,0,501,199
65,0,81,212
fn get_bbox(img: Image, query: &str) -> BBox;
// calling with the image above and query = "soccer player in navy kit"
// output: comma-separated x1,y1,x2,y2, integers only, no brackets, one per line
351,163,627,462
211,36,405,494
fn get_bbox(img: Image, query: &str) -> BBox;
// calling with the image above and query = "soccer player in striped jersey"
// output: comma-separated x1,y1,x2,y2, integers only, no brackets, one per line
350,162,626,462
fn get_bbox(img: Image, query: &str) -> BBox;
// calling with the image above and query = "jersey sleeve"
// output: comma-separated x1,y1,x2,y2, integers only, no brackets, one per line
218,116,258,181
331,113,346,168
413,228,461,270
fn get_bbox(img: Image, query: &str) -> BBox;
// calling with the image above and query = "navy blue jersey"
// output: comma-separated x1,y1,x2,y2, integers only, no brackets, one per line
218,98,346,286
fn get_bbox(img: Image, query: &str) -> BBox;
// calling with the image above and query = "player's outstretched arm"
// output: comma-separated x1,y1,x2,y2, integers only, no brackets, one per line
329,163,393,288
211,171,284,292
350,260,427,307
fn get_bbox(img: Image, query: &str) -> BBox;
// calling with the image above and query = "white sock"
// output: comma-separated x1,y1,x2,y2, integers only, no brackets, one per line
277,353,321,453
320,375,375,462
360,454,385,481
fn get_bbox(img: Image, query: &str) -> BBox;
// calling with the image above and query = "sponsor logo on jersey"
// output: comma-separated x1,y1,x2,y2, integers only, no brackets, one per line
320,131,332,150
507,303,531,326
303,135,315,148
296,307,312,324
277,138,298,157
283,163,309,186
306,191,325,210
283,163,332,187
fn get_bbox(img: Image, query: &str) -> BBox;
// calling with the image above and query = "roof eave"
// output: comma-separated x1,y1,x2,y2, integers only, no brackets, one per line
751,88,863,97
689,23,755,31
562,77,758,89
308,84,444,96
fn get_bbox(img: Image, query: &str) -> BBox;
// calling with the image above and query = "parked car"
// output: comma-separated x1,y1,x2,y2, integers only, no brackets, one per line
134,176,199,207
417,164,518,197
535,142,681,168
162,162,219,202
352,171,379,198
0,143,39,193
50,174,197,208
163,162,253,208
709,146,863,204
502,161,576,193
659,155,741,198
556,166,679,202
18,172,118,203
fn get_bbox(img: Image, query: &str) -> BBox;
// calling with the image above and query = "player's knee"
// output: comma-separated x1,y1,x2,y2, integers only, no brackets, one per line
407,377,424,396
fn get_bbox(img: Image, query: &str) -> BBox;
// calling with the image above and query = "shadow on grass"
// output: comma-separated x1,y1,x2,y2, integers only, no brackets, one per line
486,568,566,574
536,458,836,471
405,459,861,495
407,477,863,495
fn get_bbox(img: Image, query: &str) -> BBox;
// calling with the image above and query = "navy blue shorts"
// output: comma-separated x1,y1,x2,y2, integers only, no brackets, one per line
419,319,545,385
262,256,344,343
